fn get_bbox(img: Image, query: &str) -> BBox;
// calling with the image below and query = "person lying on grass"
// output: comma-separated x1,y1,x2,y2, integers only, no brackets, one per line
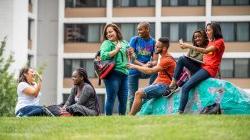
127,37,176,115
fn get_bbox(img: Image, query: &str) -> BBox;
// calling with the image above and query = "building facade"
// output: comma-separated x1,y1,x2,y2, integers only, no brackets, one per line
59,0,250,112
1,0,250,113
0,0,37,76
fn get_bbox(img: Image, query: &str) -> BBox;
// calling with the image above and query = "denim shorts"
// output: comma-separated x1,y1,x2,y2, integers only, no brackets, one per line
143,83,169,99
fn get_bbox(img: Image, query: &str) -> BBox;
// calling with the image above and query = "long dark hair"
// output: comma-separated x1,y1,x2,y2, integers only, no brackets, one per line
192,29,209,48
102,23,123,41
18,67,30,83
206,22,223,40
76,68,100,115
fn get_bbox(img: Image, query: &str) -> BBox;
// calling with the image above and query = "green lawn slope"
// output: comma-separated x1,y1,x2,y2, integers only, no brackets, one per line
0,115,249,140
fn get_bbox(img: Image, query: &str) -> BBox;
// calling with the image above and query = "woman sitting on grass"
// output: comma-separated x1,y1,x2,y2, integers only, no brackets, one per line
60,68,100,116
15,67,45,117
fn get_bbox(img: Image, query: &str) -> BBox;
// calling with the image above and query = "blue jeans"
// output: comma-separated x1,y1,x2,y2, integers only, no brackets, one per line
143,83,169,99
128,72,157,110
104,70,128,115
174,56,210,112
16,105,45,117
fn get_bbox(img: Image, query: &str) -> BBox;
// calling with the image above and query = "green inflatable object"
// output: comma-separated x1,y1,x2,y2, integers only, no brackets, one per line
138,78,250,115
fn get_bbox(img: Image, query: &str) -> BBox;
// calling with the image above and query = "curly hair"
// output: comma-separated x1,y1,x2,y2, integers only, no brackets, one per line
192,29,209,48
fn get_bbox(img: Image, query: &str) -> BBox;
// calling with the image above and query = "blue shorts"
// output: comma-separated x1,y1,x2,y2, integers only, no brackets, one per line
143,83,169,99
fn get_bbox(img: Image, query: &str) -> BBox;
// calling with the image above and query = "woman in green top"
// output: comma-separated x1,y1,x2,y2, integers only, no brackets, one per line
100,23,130,115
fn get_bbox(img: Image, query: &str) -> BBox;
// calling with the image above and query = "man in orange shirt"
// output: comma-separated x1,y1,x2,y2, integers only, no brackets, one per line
127,37,176,115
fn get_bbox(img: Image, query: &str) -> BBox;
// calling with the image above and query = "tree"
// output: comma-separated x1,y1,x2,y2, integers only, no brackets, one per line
0,37,17,116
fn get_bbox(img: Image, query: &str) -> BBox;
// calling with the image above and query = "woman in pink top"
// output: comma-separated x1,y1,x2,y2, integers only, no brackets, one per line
169,22,225,114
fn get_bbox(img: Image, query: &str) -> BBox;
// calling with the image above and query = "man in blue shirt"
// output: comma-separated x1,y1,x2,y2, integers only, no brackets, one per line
128,22,158,111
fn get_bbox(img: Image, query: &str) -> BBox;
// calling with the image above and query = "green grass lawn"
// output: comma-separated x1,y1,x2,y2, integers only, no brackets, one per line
0,115,249,140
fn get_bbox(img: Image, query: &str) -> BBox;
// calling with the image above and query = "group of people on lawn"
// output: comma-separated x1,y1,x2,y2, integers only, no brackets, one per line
15,21,225,117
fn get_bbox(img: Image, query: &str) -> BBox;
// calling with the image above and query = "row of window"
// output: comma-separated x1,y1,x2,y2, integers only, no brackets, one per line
65,0,250,8
65,0,106,8
213,0,250,5
162,22,205,42
64,22,250,43
219,22,250,42
64,24,104,42
64,58,250,78
64,23,155,42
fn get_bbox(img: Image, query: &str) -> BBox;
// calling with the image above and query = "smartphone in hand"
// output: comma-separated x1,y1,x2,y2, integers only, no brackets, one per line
179,38,183,44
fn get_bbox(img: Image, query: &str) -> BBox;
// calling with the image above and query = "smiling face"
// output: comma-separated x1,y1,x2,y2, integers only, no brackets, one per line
155,41,164,54
72,70,83,85
105,26,118,42
206,25,213,40
193,32,203,46
24,68,35,83
137,25,149,38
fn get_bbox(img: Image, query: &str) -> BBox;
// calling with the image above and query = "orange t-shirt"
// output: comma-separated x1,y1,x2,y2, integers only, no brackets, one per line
202,38,225,77
154,54,176,85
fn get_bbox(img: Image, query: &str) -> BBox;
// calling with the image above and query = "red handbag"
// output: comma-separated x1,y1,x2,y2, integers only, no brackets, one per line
94,51,115,85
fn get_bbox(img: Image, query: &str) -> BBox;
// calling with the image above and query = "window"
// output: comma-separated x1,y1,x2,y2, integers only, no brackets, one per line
219,22,250,42
221,58,250,78
236,23,249,41
235,59,249,78
64,59,96,78
63,93,70,103
213,0,250,5
220,23,235,41
116,23,155,41
64,24,105,43
65,0,106,8
28,19,33,40
221,59,234,78
113,0,155,7
162,22,205,42
162,0,205,6
29,0,32,5
27,55,33,67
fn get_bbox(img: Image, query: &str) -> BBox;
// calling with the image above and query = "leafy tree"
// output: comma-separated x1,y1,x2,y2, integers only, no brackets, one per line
0,37,17,116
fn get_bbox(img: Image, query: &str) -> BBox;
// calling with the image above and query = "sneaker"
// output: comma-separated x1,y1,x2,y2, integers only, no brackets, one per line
169,80,177,89
178,110,184,114
164,85,179,98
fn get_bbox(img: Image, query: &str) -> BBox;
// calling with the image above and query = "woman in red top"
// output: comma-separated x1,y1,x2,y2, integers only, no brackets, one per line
169,22,225,114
